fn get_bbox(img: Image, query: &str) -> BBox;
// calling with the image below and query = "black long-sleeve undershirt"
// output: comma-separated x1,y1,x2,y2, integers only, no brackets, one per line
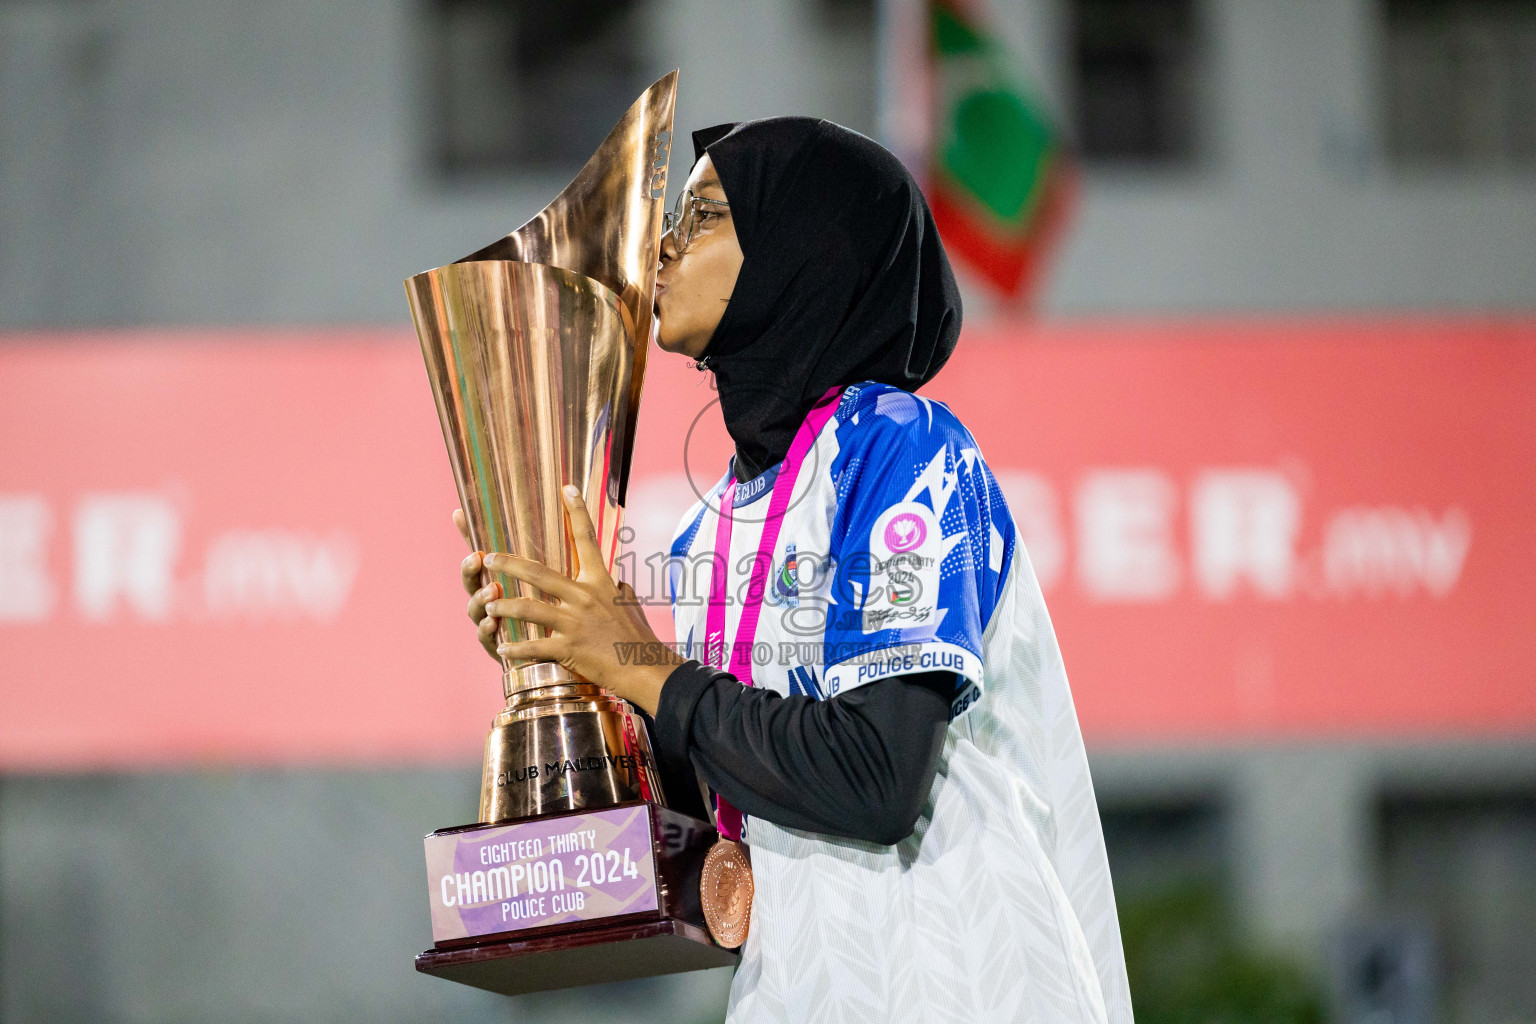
649,661,954,846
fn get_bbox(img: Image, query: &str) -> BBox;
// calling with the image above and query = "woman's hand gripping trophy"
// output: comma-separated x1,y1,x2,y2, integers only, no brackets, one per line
456,485,683,716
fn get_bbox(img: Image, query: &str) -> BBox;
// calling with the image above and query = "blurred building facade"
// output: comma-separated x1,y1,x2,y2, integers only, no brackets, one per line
1,1,1533,1023
3,0,1534,328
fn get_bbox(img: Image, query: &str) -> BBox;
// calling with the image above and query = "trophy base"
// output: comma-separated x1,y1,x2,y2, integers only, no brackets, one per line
418,802,737,997
415,917,736,997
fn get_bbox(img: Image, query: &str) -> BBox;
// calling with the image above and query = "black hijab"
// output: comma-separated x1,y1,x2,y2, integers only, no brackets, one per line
690,118,962,482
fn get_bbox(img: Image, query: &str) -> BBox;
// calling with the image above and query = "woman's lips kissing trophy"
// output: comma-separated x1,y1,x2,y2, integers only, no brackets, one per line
403,71,743,997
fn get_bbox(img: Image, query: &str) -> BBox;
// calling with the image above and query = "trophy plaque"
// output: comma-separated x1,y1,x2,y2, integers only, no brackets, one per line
404,71,737,997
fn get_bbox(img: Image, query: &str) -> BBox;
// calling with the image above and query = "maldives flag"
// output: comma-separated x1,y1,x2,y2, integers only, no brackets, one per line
927,0,1074,301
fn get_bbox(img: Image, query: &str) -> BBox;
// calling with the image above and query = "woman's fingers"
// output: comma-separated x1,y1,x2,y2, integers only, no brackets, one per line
561,486,609,584
461,551,485,597
466,582,500,624
496,638,565,663
484,596,561,629
453,508,472,548
477,613,500,656
484,552,582,602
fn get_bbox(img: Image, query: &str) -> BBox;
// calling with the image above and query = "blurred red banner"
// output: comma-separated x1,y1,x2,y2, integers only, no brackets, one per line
1,319,1532,768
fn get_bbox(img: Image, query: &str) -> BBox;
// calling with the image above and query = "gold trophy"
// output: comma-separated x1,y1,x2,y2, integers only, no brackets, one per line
405,73,736,995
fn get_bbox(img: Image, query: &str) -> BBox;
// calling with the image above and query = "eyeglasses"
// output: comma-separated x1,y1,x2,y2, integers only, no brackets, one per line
662,189,730,253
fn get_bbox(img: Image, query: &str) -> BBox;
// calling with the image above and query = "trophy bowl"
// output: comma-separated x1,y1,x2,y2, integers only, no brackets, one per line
408,257,661,823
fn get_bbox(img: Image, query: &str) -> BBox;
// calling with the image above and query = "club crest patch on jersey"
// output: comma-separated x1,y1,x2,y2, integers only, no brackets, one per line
772,543,799,607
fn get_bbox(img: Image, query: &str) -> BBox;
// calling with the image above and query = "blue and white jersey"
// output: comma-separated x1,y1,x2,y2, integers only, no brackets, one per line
669,382,1131,1024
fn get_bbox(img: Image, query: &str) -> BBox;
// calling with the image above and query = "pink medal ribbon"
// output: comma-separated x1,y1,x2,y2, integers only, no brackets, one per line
703,385,843,841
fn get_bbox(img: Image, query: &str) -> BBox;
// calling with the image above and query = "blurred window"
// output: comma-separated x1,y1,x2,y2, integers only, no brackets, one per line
817,0,876,30
1067,0,1202,164
1101,799,1326,1024
1100,799,1227,895
425,0,650,176
1383,0,1536,168
1378,791,1536,1021
810,0,878,136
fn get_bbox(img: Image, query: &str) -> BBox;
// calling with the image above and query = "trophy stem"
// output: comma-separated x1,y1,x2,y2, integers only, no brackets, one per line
502,660,577,701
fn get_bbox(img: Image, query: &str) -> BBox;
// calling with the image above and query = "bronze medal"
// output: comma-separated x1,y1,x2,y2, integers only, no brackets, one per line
699,839,754,948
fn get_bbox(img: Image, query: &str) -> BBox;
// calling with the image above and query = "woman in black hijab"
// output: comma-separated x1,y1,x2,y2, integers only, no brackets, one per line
464,118,1132,1024
672,117,961,480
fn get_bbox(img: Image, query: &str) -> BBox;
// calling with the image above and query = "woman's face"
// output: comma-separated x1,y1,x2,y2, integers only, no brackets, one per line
655,155,743,359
